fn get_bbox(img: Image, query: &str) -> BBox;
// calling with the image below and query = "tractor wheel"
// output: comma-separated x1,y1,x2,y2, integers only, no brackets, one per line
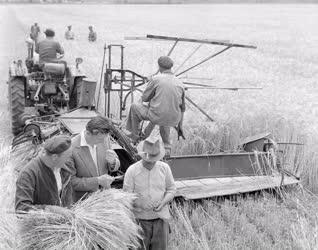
8,78,25,135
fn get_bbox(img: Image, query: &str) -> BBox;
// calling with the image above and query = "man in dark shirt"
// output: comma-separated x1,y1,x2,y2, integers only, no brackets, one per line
126,56,186,152
15,135,73,214
35,28,64,64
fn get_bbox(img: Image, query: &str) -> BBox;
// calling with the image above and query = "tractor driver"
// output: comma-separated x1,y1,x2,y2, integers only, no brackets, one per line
35,28,65,65
126,56,186,154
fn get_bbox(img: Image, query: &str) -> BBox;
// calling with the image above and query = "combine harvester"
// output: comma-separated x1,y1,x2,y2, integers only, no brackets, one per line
8,34,300,200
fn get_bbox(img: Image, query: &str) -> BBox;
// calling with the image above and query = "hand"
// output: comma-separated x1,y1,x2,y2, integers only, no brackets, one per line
45,205,73,218
97,174,114,188
153,202,165,212
106,150,120,172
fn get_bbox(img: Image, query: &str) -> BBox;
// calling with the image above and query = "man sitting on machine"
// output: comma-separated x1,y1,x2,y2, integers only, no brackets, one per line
35,28,65,65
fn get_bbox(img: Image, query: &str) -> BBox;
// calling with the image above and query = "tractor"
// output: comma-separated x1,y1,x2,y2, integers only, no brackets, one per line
8,43,88,136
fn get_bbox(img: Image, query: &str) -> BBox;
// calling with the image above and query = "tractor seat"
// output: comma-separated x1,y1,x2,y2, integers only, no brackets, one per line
43,62,66,76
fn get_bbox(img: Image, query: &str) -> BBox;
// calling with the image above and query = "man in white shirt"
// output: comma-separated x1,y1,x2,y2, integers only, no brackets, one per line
67,116,120,202
65,25,75,40
123,136,176,250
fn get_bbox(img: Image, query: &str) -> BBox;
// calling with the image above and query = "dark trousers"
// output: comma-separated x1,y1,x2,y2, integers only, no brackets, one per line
126,103,171,147
138,218,169,250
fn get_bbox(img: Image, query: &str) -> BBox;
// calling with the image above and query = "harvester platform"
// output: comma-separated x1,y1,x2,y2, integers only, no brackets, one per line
175,175,299,200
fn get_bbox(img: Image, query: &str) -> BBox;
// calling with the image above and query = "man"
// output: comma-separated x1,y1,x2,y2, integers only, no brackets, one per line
15,135,73,213
67,116,120,202
35,28,64,64
124,136,176,250
30,22,40,43
65,25,75,40
88,26,97,42
126,56,185,151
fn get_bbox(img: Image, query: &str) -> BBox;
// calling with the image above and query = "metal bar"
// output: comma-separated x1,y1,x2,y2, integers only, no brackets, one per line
179,76,214,81
175,44,202,74
176,46,232,77
146,34,257,49
97,43,107,110
120,46,124,119
185,86,263,90
185,96,214,122
107,69,146,80
125,36,230,44
182,81,216,88
167,40,179,56
277,142,305,146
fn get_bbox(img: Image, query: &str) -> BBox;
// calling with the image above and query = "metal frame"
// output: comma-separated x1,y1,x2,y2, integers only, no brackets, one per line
104,44,147,119
104,35,258,121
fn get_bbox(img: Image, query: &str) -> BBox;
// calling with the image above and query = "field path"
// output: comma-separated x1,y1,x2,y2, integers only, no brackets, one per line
0,6,29,140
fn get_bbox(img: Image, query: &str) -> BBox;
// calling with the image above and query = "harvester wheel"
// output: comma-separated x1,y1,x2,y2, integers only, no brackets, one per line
8,78,25,135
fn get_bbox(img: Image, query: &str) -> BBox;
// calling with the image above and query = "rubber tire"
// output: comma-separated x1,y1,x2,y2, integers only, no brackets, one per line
8,78,25,135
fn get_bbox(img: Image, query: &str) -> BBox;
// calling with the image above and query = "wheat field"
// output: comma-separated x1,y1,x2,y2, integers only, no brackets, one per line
1,3,318,249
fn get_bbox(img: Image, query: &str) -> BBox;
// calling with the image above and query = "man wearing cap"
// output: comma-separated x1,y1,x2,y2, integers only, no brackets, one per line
126,56,185,151
88,26,97,42
65,25,75,40
35,28,64,64
67,116,120,202
15,135,73,213
123,136,176,250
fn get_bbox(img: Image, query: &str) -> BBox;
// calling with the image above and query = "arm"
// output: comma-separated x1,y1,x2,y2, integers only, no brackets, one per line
178,88,186,128
142,78,157,102
154,164,176,211
56,42,64,56
123,167,134,193
66,154,99,192
15,171,45,212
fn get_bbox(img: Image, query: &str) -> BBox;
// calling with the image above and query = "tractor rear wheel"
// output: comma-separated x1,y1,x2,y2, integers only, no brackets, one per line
8,78,25,135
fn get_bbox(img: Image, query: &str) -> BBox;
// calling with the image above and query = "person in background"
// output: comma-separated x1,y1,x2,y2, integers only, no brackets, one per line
88,26,97,42
65,25,75,40
30,22,40,43
126,56,185,154
35,28,64,64
67,116,120,202
123,136,176,250
15,135,73,215
26,33,34,59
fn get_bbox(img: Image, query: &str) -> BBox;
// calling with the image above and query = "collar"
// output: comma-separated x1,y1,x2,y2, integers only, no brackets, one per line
161,69,173,74
80,130,96,148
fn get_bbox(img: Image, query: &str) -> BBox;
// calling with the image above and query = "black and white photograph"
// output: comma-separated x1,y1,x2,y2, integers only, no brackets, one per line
0,0,317,249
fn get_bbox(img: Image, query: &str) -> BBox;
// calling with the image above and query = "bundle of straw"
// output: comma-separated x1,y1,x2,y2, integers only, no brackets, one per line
17,189,141,250
0,210,18,250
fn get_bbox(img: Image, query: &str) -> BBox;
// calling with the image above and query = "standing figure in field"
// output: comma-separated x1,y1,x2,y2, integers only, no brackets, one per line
30,22,40,43
26,33,34,59
88,26,97,42
123,136,176,250
67,116,120,202
65,25,75,40
126,56,186,152
15,135,73,215
35,28,64,64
